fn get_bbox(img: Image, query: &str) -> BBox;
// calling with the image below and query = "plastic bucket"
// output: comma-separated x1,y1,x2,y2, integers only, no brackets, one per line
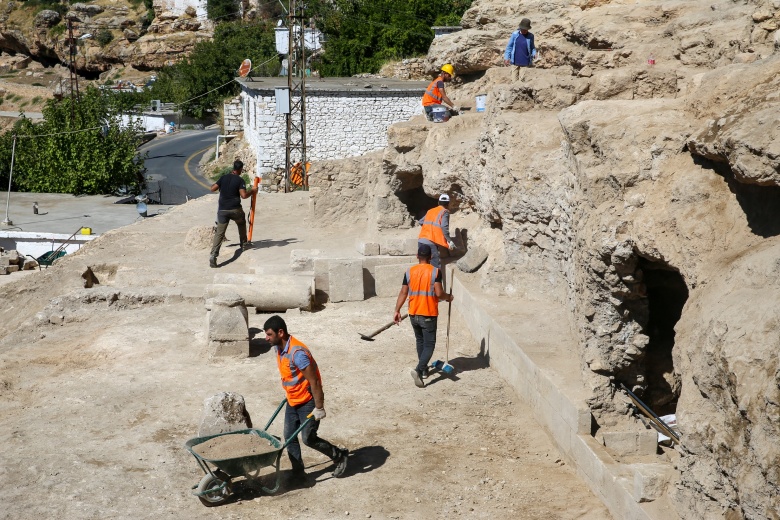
475,94,486,112
431,106,448,123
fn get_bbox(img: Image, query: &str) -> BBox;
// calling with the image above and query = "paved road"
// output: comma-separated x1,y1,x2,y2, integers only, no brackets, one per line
0,110,43,120
139,129,220,199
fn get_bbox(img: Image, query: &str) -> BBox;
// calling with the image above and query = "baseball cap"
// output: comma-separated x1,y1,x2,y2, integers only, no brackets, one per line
439,194,450,202
417,243,432,257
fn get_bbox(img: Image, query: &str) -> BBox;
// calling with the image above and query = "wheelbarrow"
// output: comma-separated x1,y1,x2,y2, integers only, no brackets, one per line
184,398,312,507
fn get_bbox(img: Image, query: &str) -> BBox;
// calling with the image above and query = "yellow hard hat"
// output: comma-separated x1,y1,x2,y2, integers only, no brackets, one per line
441,63,455,76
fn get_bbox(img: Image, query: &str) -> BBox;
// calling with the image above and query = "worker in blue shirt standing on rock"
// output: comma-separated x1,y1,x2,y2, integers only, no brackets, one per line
503,18,537,81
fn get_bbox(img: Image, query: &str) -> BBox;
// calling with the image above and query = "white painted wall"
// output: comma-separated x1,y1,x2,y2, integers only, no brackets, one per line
0,232,96,259
238,88,423,175
153,0,208,19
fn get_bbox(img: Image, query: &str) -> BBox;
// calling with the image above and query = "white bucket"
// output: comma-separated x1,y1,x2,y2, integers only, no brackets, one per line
475,94,487,112
431,106,449,123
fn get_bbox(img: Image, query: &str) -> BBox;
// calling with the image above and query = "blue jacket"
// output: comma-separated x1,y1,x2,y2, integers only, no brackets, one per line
504,30,536,66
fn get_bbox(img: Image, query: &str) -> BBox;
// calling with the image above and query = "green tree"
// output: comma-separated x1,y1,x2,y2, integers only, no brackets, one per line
0,87,145,195
313,0,472,76
150,21,279,118
206,0,240,21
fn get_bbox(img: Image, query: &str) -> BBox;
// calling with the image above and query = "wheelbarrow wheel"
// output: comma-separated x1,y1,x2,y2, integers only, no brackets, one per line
196,472,230,507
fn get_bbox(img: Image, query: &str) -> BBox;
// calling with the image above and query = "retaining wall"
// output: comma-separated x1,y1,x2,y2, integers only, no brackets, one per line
448,268,680,520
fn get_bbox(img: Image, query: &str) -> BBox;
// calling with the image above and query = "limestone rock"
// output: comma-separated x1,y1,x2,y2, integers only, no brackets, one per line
34,10,61,28
425,29,504,75
71,3,104,16
197,392,253,437
184,225,214,250
456,246,488,273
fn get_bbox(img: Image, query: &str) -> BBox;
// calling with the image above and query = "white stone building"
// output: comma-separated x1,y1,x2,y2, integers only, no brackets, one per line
234,77,428,176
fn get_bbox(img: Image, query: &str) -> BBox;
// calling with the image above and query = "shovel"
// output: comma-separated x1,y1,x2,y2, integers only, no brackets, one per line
431,286,455,375
359,314,408,341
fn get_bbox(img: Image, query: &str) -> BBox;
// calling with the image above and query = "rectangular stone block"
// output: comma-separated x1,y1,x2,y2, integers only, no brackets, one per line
601,430,658,457
6,265,19,273
374,263,415,298
382,237,418,256
290,249,321,272
356,241,380,256
0,257,9,267
328,259,364,302
314,258,330,303
632,463,672,503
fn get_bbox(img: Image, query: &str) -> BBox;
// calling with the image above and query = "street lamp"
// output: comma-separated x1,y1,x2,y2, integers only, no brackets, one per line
2,135,17,227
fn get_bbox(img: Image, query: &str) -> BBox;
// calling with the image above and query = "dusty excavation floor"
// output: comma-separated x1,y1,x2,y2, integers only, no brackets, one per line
0,193,609,519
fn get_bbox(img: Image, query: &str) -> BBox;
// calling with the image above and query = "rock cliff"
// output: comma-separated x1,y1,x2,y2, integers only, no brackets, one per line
309,0,780,517
0,0,214,73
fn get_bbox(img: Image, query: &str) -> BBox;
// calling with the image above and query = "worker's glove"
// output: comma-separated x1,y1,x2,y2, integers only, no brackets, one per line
451,106,460,115
531,49,538,58
312,408,327,421
447,240,456,250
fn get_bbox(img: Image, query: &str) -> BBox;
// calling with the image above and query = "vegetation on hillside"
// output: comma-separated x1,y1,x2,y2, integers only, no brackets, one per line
313,0,472,76
0,87,145,195
115,0,470,118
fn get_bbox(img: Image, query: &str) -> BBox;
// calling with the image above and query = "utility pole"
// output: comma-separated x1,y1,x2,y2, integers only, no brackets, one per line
284,0,307,192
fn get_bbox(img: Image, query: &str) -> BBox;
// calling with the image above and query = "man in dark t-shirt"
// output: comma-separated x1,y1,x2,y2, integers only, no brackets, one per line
208,160,256,268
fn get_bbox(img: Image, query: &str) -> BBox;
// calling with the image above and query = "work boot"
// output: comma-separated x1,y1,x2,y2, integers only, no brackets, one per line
422,367,430,379
241,241,251,251
332,448,349,478
209,257,217,268
410,368,425,388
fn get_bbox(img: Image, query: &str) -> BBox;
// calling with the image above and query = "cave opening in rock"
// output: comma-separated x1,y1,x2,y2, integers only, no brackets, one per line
397,187,438,221
638,257,689,415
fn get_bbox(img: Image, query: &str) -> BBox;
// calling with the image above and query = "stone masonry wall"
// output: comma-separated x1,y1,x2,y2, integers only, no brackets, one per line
223,96,243,133
240,88,423,176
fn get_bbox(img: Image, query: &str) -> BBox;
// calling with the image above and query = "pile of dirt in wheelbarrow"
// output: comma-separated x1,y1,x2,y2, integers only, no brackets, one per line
194,434,279,460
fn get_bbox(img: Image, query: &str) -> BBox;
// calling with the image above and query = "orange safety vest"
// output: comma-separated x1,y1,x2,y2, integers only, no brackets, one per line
276,336,321,406
406,263,440,317
418,206,449,248
422,76,445,107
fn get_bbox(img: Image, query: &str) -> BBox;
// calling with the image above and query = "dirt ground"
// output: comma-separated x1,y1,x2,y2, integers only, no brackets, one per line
0,193,610,519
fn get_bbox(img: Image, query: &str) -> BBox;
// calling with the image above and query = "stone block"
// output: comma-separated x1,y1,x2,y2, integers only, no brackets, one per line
290,249,321,272
313,258,330,303
5,250,21,265
456,246,488,273
197,392,252,437
22,258,38,270
0,257,9,267
356,241,380,256
632,463,673,503
374,263,415,298
382,237,418,256
208,274,313,311
6,265,19,273
328,259,365,302
601,430,658,457
0,266,8,275
207,291,249,357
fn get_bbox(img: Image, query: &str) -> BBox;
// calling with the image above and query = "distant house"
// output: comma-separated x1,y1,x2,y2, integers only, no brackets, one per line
432,26,462,38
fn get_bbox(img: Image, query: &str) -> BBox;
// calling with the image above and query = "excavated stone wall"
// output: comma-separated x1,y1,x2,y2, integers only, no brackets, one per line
306,0,780,517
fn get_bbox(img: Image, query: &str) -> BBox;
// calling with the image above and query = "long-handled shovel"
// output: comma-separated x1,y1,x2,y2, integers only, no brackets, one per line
359,314,408,341
431,286,455,374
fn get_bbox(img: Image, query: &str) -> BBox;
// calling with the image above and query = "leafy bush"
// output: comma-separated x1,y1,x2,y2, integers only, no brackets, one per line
0,87,146,195
313,0,472,76
49,23,66,38
211,165,232,180
206,0,240,21
31,96,41,104
96,29,114,47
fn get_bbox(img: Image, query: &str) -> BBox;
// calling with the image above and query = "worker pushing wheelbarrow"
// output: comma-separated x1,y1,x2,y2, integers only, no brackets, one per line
184,398,311,506
186,315,349,506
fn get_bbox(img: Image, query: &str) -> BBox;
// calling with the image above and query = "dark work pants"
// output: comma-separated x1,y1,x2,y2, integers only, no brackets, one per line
410,314,438,373
284,398,339,474
209,208,247,259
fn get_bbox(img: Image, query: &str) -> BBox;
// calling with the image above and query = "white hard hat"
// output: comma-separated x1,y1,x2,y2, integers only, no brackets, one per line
439,194,450,202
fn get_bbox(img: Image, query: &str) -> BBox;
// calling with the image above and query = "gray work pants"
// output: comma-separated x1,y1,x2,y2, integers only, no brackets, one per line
210,208,247,259
418,238,441,269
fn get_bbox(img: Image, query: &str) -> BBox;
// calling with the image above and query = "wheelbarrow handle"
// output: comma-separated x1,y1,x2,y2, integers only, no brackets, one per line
263,398,288,431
